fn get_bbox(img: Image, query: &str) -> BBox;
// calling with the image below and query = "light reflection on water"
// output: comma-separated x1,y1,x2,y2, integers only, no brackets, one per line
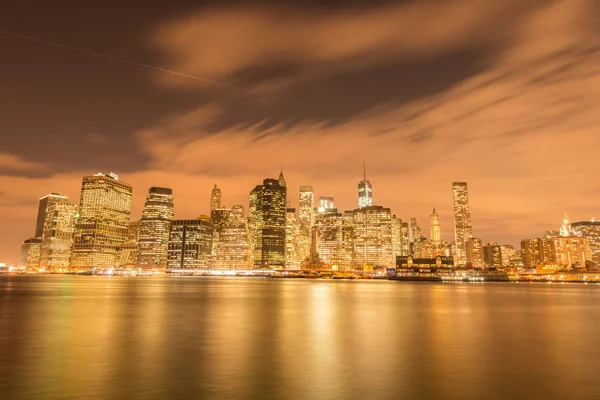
1,276,600,399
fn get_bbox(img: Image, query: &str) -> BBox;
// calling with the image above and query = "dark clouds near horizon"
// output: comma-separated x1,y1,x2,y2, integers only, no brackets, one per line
1,0,600,264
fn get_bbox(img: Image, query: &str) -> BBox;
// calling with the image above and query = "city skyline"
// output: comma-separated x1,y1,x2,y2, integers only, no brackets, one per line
2,0,600,265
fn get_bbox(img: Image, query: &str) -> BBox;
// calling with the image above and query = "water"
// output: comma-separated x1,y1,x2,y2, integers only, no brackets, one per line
1,276,599,399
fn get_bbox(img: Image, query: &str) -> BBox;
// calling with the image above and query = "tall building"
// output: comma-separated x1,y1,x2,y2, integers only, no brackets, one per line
391,215,402,263
342,210,355,270
465,237,484,268
318,197,335,213
71,173,133,270
353,206,393,270
430,208,441,243
19,238,42,270
34,193,69,239
39,202,77,270
315,210,344,269
167,217,214,270
572,220,600,262
408,217,422,244
249,175,287,269
521,238,545,268
210,184,222,212
452,182,473,266
559,212,572,237
483,243,503,268
137,187,174,269
215,205,250,269
358,162,373,208
298,186,314,231
400,222,410,256
285,208,301,270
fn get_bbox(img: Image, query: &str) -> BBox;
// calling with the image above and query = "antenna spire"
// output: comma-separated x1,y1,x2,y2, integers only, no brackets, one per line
363,159,367,181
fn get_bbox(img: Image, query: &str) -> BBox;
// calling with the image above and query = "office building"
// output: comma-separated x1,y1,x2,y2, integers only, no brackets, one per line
452,182,473,266
315,209,344,269
19,238,42,270
34,193,69,239
318,197,335,213
167,217,214,270
249,175,287,269
572,220,600,262
71,173,133,270
137,187,174,269
483,243,503,268
353,205,393,270
298,186,314,232
465,237,484,268
285,208,301,270
430,208,441,243
215,205,250,269
39,202,77,270
358,162,373,208
210,184,222,212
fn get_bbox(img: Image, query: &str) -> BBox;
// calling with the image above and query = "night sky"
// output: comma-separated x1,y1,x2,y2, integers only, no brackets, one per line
1,0,599,265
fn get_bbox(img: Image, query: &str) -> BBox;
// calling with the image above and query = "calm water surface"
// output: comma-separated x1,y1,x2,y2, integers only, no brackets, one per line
1,276,600,399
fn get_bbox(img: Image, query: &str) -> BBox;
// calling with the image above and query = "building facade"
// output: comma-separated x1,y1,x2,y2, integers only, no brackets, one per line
353,205,393,269
35,193,69,239
215,205,250,269
167,217,214,270
19,238,42,270
465,237,484,268
71,173,133,270
452,182,473,266
137,187,174,269
39,202,77,270
572,220,600,263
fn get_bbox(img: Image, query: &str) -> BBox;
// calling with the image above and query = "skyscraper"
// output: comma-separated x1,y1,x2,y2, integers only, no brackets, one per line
342,210,355,270
358,161,373,208
572,220,600,262
215,205,250,269
465,237,484,268
167,217,214,270
318,197,335,213
210,184,222,212
249,175,287,269
353,205,393,270
430,208,441,243
137,187,175,269
39,201,77,270
285,208,301,270
315,209,344,269
34,193,69,238
71,173,133,270
483,243,503,268
452,182,473,266
298,186,314,232
19,238,42,271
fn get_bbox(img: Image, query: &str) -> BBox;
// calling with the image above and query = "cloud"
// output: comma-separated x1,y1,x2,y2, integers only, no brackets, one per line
0,153,45,173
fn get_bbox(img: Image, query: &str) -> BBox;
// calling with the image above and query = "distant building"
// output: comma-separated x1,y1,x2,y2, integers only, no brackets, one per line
465,237,484,268
298,186,314,231
396,255,455,269
34,193,69,239
315,209,344,270
285,208,301,270
429,208,441,243
167,217,214,270
353,205,393,269
137,187,174,269
39,202,77,270
483,243,503,268
249,175,287,269
215,205,250,270
71,173,133,270
358,162,373,208
452,182,473,266
210,184,222,213
521,236,592,268
318,197,335,213
20,237,42,270
572,220,600,262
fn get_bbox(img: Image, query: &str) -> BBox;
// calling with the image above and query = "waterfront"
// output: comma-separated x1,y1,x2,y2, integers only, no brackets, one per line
1,276,600,399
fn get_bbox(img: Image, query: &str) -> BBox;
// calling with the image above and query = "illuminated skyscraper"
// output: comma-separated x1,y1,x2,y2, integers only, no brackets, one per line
400,222,410,256
19,237,42,271
71,173,133,270
342,210,355,270
210,184,222,212
353,206,393,269
211,207,231,264
391,215,402,262
285,208,301,270
39,202,77,270
249,175,287,269
430,208,441,243
215,205,250,269
559,212,572,237
408,218,422,244
358,161,373,208
483,243,503,268
35,193,69,239
298,186,314,231
465,237,484,268
137,187,174,269
452,182,473,266
315,210,344,269
167,217,214,270
318,197,335,213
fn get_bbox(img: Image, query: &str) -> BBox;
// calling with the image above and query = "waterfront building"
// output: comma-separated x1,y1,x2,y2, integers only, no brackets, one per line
137,187,174,269
572,220,600,262
34,193,69,239
353,205,393,270
521,235,591,268
465,237,484,268
167,217,214,270
210,184,222,213
342,210,355,270
483,243,503,268
285,208,301,270
298,186,314,232
39,202,77,270
19,237,42,270
358,162,373,208
521,238,545,268
452,182,473,266
249,175,287,269
315,209,344,269
211,207,232,265
391,215,402,262
71,173,133,270
215,205,250,269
